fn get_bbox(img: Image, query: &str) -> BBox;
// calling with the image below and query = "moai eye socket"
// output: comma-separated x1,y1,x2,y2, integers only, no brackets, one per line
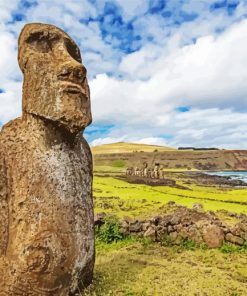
26,31,52,53
64,39,82,63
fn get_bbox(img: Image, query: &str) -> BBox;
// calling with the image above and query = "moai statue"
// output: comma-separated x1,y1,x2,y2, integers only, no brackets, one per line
154,163,160,179
0,23,94,295
143,167,148,178
129,167,134,176
126,167,133,176
142,162,148,178
134,167,140,176
159,164,164,179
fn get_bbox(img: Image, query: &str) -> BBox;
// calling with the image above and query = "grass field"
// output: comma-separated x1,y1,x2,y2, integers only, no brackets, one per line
93,175,247,218
87,165,247,296
92,142,176,154
84,239,247,296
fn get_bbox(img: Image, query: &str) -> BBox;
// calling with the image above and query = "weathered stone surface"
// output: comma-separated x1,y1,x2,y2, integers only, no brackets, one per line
202,225,224,248
225,233,244,246
0,23,94,295
129,220,142,232
144,226,156,241
238,222,247,232
169,231,178,242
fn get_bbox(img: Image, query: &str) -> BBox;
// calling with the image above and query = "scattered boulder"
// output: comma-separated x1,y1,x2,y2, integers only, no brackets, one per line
169,232,178,242
202,225,224,248
225,233,244,246
144,226,156,241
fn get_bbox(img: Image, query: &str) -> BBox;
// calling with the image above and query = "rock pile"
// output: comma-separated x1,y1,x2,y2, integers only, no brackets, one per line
95,204,247,248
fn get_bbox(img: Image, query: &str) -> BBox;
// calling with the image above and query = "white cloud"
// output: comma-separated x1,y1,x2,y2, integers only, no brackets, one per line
1,1,247,149
116,0,148,20
91,18,247,123
91,136,126,146
89,17,247,148
133,137,170,146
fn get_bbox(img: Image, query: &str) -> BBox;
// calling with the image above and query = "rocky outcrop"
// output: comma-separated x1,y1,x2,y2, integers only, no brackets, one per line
0,23,94,295
95,205,247,248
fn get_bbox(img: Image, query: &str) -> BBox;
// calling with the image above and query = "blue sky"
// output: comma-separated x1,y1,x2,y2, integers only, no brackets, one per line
1,0,247,148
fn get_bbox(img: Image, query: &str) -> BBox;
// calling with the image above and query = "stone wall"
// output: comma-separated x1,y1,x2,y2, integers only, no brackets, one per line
95,203,247,248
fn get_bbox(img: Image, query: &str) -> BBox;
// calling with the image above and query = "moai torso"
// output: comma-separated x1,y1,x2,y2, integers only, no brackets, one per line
0,23,94,296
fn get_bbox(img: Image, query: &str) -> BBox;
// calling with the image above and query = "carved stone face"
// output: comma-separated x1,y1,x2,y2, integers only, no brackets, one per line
18,23,92,133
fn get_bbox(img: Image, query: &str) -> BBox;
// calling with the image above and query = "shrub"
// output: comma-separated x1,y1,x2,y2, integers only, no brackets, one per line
161,236,198,250
161,235,173,247
139,237,153,247
220,241,247,253
95,216,123,243
180,238,197,250
112,160,125,167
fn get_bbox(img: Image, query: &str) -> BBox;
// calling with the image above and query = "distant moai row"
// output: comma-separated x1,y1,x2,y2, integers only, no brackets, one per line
126,162,165,179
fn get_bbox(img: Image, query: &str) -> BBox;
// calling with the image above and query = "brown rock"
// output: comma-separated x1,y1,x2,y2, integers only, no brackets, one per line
119,220,130,236
156,226,168,241
150,216,161,225
167,225,174,233
173,223,183,232
225,233,244,246
187,224,204,244
231,225,242,237
129,221,142,232
144,226,156,241
170,215,180,225
0,23,94,295
240,232,247,241
238,222,247,232
169,231,178,241
192,203,204,211
142,222,151,232
94,212,106,226
202,225,224,248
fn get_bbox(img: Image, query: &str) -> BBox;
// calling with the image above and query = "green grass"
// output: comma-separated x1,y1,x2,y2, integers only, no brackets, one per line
94,165,125,173
89,171,247,295
93,176,247,218
84,239,247,296
220,241,247,253
112,160,126,168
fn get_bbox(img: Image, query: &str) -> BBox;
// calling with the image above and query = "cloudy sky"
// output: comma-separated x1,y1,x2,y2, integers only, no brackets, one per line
0,0,247,149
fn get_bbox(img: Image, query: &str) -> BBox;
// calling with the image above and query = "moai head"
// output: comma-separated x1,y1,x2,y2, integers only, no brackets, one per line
18,23,92,133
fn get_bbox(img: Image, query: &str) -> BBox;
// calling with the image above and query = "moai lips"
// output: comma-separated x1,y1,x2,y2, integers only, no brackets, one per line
0,23,94,295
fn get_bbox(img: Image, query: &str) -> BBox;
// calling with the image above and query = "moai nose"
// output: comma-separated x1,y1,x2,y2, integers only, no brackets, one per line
57,63,86,84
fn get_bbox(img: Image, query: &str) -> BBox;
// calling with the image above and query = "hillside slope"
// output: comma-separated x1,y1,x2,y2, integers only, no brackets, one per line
92,143,247,171
92,142,175,154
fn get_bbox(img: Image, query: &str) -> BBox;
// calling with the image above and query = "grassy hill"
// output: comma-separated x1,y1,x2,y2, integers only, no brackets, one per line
91,142,176,154
88,143,247,295
92,142,247,171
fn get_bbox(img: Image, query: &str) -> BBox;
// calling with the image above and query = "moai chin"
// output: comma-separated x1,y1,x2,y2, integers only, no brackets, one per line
0,23,94,295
